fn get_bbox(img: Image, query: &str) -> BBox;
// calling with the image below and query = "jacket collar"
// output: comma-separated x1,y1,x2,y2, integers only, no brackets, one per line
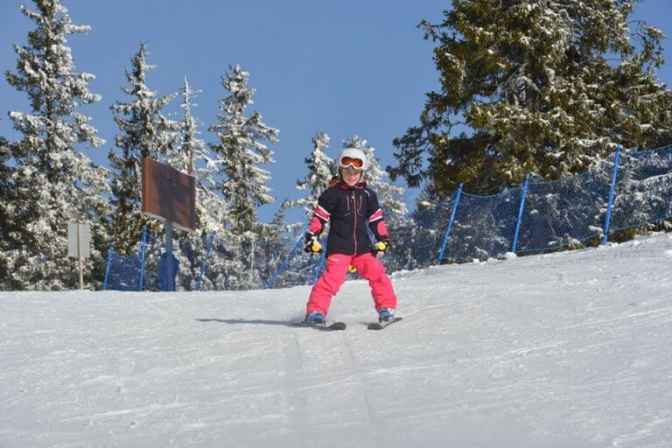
330,176,366,190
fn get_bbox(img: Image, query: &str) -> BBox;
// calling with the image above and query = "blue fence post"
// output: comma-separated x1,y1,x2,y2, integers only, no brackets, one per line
266,235,304,289
511,173,531,253
437,183,463,265
603,145,622,246
196,232,217,291
139,227,148,291
103,241,114,291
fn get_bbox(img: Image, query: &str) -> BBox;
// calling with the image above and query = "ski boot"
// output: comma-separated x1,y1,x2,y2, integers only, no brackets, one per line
304,311,326,326
378,308,396,323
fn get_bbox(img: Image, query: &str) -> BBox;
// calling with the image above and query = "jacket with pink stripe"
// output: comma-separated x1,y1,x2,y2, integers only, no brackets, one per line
309,178,388,256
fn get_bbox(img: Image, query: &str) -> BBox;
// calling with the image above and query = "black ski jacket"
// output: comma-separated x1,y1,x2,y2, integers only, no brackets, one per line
309,178,388,256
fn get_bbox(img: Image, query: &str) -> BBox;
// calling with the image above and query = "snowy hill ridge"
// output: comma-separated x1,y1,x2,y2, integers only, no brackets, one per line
2,234,672,447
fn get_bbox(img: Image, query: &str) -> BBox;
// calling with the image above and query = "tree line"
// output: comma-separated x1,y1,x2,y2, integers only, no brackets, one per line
2,0,671,290
0,0,411,290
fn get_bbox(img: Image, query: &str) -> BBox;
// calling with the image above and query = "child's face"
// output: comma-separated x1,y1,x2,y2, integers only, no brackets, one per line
341,166,363,187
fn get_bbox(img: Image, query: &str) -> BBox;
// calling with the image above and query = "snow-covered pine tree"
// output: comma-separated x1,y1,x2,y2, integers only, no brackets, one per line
166,77,228,290
0,136,19,288
256,206,302,288
208,64,279,289
209,64,279,238
282,132,334,221
390,0,672,198
108,42,179,255
275,132,334,286
166,78,202,175
4,0,110,290
166,77,227,235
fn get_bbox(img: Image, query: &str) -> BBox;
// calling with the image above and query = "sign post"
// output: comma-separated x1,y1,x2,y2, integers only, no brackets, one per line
68,222,91,289
164,221,175,292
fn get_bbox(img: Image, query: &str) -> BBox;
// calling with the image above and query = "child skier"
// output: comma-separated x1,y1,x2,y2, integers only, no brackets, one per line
303,147,398,325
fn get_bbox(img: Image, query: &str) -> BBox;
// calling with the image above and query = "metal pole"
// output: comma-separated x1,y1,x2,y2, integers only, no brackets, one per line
139,227,148,291
603,145,622,246
250,239,255,285
511,173,530,254
196,232,216,291
266,231,305,289
77,223,84,289
103,241,114,291
437,183,463,265
165,221,174,291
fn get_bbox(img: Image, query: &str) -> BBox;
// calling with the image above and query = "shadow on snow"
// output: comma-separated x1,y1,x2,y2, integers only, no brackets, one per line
196,318,298,328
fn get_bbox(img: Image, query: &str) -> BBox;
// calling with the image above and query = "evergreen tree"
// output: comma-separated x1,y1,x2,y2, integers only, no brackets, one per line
0,136,19,288
167,77,228,290
108,42,179,255
209,64,279,238
207,64,279,289
276,132,334,287
4,0,109,290
282,132,334,221
166,77,202,175
257,206,310,288
390,0,672,198
168,77,227,236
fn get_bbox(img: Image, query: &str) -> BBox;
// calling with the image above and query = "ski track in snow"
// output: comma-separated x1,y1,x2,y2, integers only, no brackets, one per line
1,234,672,447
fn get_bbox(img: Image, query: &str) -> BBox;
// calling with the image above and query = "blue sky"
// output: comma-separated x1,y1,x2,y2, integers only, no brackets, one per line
1,0,671,224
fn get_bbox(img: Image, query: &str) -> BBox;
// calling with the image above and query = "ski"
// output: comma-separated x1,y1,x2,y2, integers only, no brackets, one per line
294,321,346,331
367,317,402,330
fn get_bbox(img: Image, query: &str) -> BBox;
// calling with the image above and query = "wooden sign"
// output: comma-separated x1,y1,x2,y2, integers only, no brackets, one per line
141,158,196,233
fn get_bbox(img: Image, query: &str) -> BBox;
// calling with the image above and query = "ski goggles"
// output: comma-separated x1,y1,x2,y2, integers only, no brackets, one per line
339,156,364,170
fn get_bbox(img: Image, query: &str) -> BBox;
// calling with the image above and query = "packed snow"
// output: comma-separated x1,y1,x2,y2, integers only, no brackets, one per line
2,233,672,447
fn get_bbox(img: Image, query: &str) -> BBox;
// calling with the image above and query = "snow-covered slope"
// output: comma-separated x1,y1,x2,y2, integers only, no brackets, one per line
2,234,672,447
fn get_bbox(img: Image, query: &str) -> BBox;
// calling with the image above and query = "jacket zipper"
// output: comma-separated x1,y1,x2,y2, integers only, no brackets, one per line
351,191,358,254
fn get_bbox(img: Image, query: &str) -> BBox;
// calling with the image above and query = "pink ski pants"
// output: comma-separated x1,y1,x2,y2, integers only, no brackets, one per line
306,252,398,316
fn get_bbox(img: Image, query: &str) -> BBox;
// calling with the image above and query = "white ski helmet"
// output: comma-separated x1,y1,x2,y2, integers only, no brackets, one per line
337,147,370,171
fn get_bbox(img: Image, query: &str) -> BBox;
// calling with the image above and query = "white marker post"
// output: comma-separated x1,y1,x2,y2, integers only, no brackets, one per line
68,223,91,290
